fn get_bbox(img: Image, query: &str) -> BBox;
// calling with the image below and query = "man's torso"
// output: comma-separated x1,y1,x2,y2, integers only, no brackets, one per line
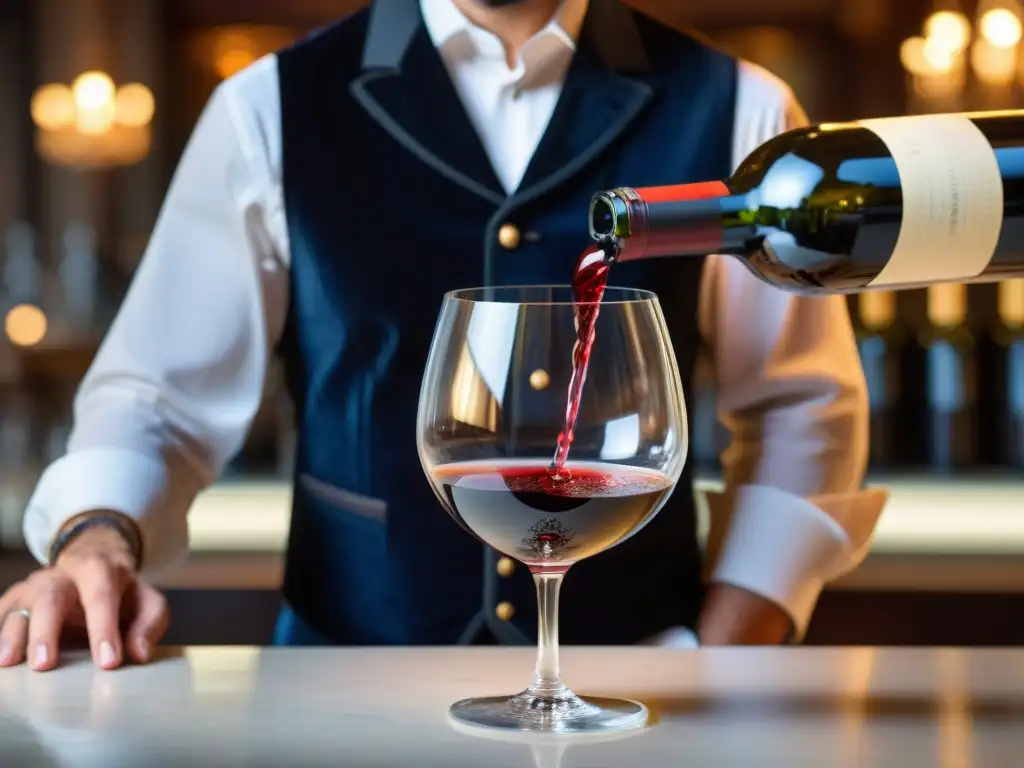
272,0,736,645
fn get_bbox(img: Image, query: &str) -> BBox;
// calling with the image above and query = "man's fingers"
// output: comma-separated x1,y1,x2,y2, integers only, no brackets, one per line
0,586,19,622
125,585,169,663
0,583,24,665
71,559,132,670
0,602,29,667
24,577,78,671
0,559,161,671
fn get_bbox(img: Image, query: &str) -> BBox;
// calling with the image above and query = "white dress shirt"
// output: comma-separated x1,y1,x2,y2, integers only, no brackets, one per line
22,0,887,642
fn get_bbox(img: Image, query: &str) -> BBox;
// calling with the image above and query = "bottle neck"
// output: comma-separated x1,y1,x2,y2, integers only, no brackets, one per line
589,183,749,263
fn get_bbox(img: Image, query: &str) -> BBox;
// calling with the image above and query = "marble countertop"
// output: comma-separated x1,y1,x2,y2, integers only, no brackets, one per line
0,647,1021,767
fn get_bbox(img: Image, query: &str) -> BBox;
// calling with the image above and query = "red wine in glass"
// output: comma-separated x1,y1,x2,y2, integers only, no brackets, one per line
432,461,672,567
552,242,614,471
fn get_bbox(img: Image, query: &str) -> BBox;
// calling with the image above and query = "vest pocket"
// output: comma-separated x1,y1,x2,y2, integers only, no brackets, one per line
297,473,388,523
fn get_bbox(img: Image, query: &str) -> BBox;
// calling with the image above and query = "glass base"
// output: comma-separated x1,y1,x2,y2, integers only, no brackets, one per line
448,687,648,734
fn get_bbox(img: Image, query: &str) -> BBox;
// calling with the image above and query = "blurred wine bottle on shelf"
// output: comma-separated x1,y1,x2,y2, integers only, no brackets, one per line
990,280,1024,468
923,284,976,471
59,221,100,331
852,291,904,469
0,393,38,544
3,221,42,307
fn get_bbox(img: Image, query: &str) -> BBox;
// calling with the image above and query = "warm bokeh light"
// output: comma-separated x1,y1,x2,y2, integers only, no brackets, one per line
924,10,972,52
75,105,115,135
971,39,1018,84
913,66,968,103
191,25,295,82
907,7,1024,96
71,71,117,135
30,72,155,168
999,280,1024,328
115,83,156,127
4,304,48,347
71,71,116,113
927,284,968,328
858,291,896,331
923,35,957,71
900,36,932,75
30,84,75,130
980,8,1023,49
901,35,960,75
214,49,256,80
213,33,258,80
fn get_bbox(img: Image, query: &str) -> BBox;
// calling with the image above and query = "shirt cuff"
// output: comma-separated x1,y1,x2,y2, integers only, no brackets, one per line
22,447,190,576
702,484,889,642
638,626,700,649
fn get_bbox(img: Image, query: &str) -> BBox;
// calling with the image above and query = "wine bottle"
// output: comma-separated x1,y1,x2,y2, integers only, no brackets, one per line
992,279,1024,467
922,283,977,470
0,394,36,545
3,221,42,305
589,110,1024,294
852,291,903,468
59,221,100,328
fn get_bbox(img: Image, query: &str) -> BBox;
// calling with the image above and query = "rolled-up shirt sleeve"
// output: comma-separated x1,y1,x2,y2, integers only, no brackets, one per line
22,56,288,577
698,61,888,640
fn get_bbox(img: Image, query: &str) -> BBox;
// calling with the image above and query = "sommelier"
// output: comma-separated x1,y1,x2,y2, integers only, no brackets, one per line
0,0,884,670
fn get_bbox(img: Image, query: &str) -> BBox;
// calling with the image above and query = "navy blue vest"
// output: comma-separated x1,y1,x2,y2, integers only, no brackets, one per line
275,0,737,646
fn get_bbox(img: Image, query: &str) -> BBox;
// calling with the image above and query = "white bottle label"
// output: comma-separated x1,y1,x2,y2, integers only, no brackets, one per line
861,114,1004,287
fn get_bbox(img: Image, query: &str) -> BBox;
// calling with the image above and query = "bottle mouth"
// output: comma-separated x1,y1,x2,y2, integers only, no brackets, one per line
588,190,633,240
588,196,618,239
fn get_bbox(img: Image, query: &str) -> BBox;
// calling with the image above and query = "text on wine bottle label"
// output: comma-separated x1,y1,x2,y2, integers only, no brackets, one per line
861,114,1003,287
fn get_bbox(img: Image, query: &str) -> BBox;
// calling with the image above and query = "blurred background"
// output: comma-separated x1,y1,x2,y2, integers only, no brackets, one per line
1,0,1023,645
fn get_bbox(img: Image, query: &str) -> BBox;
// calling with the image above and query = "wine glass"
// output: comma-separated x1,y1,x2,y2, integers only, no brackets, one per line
417,285,687,734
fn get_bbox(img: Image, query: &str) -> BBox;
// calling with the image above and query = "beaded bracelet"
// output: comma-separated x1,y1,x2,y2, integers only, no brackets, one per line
48,512,143,570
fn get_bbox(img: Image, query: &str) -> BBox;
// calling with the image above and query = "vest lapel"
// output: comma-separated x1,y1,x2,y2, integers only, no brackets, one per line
351,0,655,209
351,0,506,206
509,0,656,206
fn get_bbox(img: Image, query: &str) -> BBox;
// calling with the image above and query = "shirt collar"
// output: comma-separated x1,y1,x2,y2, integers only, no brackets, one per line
420,0,588,63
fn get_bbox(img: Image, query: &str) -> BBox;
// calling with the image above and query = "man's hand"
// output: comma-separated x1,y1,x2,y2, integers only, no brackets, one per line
697,583,793,645
0,525,168,671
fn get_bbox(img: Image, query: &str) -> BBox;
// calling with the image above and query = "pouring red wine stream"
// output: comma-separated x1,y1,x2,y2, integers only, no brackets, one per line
551,241,615,472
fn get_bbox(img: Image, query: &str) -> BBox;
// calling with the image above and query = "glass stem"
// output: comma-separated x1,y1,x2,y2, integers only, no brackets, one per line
529,571,569,699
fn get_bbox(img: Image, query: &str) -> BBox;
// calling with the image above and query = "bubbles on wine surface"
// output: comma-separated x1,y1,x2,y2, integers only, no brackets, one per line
476,464,666,496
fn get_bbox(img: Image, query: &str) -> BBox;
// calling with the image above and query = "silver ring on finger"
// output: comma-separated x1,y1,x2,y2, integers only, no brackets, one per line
3,608,30,623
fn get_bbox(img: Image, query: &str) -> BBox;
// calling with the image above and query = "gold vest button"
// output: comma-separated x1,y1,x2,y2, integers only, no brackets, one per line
528,369,550,390
498,223,521,250
495,601,515,621
496,556,515,577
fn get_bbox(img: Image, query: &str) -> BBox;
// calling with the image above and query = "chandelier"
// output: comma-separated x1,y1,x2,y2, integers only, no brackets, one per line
30,71,155,169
